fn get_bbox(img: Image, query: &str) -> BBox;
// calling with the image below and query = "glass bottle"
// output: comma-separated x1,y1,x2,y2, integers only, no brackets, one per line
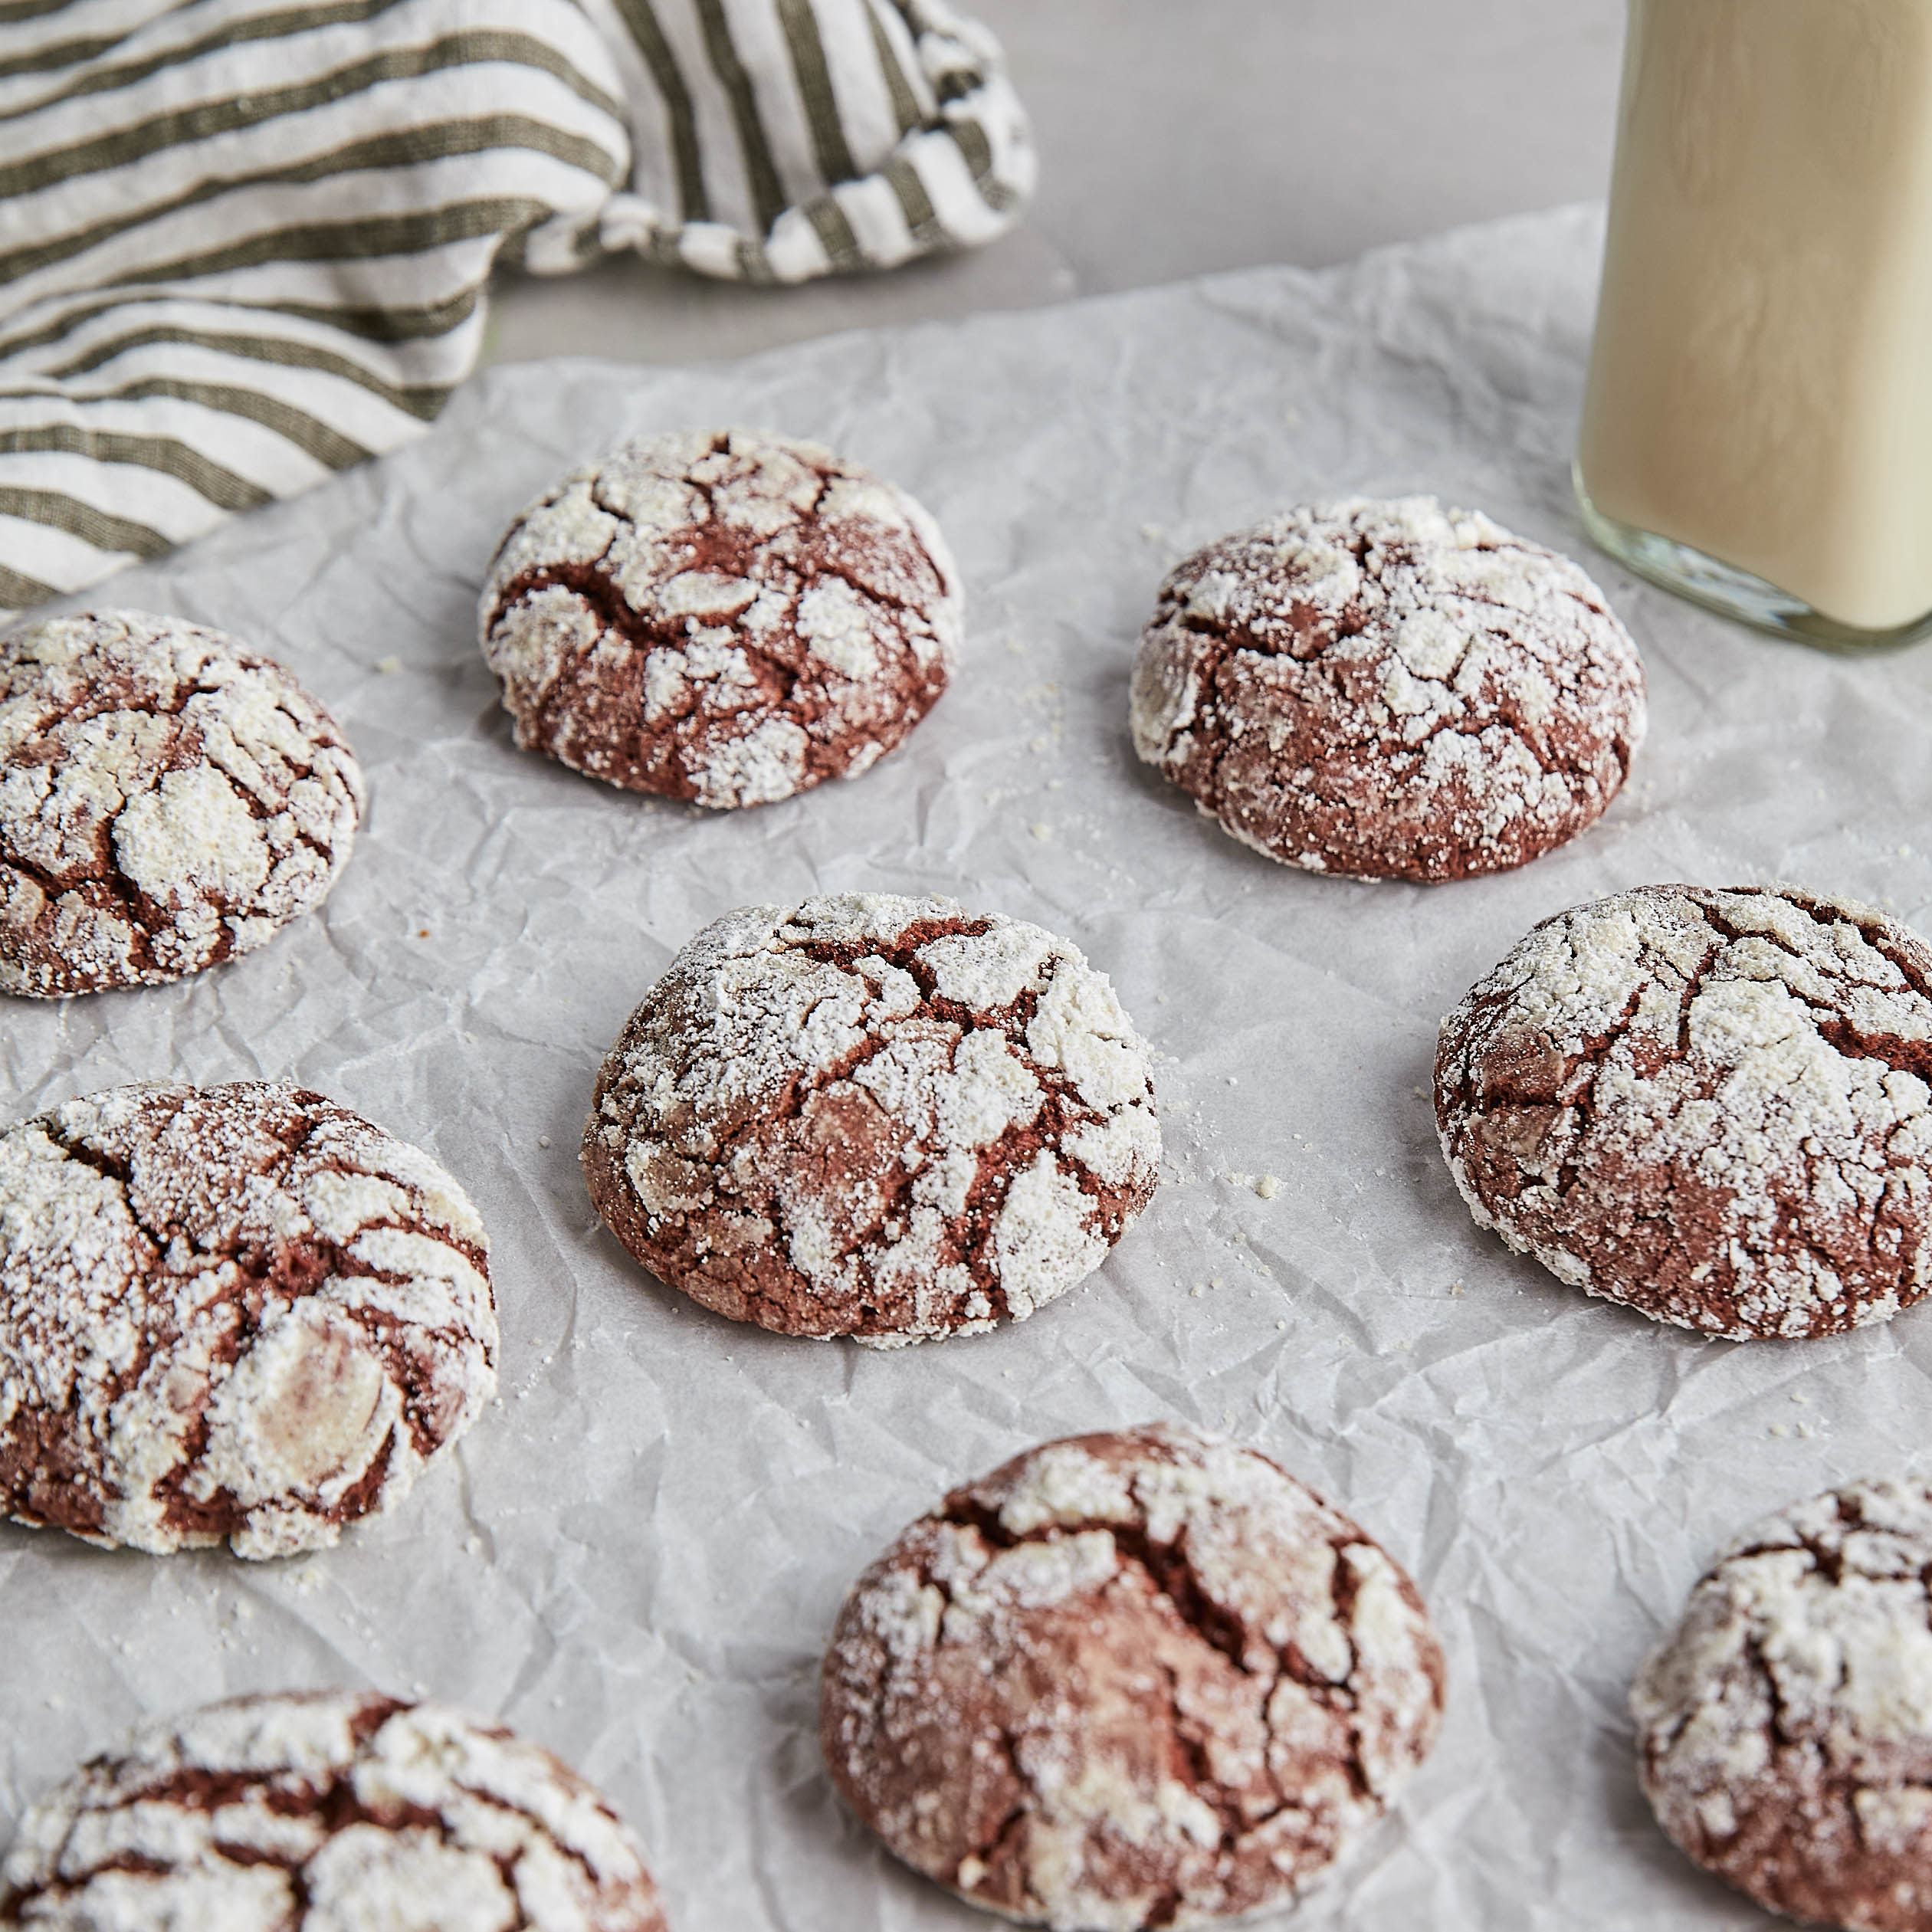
1576,0,1932,651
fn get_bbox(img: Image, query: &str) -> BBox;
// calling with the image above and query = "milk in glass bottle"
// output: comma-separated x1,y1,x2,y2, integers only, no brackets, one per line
1576,0,1932,649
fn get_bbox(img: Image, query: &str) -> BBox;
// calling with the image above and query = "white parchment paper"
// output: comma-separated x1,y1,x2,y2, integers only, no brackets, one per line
5,203,1927,1930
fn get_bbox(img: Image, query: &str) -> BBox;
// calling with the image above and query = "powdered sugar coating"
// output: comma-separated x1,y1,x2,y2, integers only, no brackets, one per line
1435,884,1932,1339
582,894,1159,1343
0,1081,496,1559
822,1423,1444,1929
0,1690,668,1931
479,428,960,809
1634,1479,1932,1930
0,610,364,996
1130,497,1645,881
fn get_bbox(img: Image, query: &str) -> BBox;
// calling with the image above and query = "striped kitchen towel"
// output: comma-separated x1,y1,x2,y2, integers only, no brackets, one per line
0,0,1035,615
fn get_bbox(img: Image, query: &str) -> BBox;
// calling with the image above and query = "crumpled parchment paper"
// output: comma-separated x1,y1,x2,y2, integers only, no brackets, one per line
5,202,1924,1930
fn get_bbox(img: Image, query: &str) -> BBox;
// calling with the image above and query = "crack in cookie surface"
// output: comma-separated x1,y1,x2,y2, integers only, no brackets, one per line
581,893,1160,1343
479,428,960,809
0,1691,667,1931
0,1081,497,1557
0,610,364,997
1634,1479,1932,1930
821,1424,1444,1929
1435,884,1932,1338
1129,498,1645,881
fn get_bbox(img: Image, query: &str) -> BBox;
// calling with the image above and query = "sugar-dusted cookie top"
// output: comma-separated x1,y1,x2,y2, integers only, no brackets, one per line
822,1422,1444,1927
1635,1478,1932,1930
1131,497,1643,881
0,610,363,996
582,892,1159,1343
0,1080,495,1558
0,1691,668,1930
480,428,959,809
1436,884,1932,1339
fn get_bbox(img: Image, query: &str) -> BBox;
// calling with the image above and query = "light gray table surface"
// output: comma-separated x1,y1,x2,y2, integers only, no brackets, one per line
483,0,1628,369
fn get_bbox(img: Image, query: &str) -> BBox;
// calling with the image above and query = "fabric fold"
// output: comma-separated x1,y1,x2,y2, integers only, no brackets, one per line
0,0,1035,615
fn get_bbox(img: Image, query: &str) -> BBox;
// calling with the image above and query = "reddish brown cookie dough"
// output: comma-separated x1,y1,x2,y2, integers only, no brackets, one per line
1633,1479,1932,1931
1130,497,1645,881
478,428,959,809
1435,884,1932,1339
0,1690,668,1930
821,1423,1445,1929
0,609,364,997
582,892,1160,1344
0,1081,497,1558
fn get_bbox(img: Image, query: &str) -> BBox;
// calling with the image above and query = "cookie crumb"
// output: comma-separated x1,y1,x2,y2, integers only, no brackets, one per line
1256,1174,1281,1199
372,655,402,674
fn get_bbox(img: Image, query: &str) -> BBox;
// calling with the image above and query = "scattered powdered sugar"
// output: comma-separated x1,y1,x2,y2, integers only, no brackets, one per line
822,1422,1444,1928
0,610,363,997
478,428,960,809
1435,884,1932,1339
0,1081,497,1559
581,892,1160,1343
1130,497,1645,881
1633,1479,1932,1929
0,1691,667,1931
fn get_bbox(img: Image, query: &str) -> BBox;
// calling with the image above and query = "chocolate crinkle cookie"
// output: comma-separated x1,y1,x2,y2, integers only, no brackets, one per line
1633,1478,1932,1932
0,610,363,997
478,428,959,808
1130,497,1645,881
582,893,1160,1344
0,1691,668,1931
1436,884,1932,1340
0,1081,496,1558
821,1423,1445,1930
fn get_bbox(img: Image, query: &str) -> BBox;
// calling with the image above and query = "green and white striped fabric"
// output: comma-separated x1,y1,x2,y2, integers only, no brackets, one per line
0,0,1034,615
